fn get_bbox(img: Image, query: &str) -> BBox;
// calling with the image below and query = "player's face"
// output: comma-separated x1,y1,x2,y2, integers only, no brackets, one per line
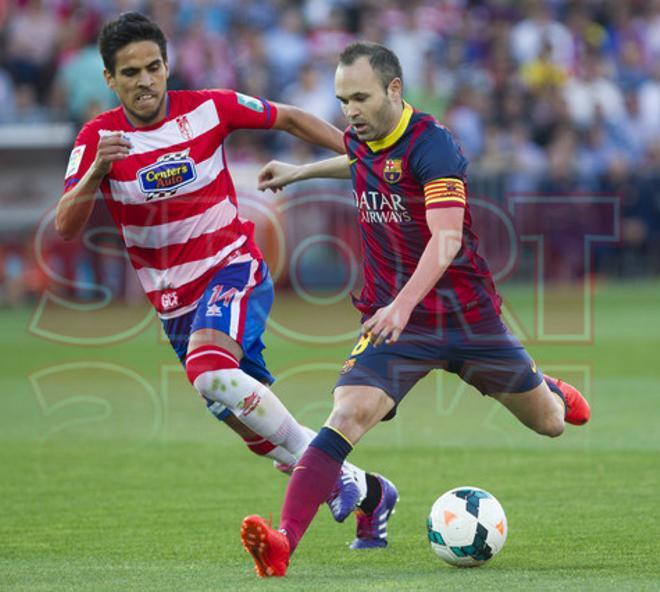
104,40,169,127
335,57,402,141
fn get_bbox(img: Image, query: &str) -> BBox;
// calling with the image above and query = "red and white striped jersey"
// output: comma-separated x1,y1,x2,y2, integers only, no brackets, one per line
63,89,278,319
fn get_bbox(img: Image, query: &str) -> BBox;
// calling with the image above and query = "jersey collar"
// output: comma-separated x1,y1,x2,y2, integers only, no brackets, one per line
366,101,413,152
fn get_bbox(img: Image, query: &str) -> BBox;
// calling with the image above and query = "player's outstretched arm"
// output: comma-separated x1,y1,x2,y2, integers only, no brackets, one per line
271,103,345,154
258,156,351,192
55,133,131,240
363,207,464,346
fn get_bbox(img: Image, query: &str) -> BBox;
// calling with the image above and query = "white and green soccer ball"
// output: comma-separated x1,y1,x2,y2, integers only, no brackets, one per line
427,486,507,567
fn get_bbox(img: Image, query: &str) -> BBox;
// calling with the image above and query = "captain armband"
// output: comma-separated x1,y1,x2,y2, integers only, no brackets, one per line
423,178,466,209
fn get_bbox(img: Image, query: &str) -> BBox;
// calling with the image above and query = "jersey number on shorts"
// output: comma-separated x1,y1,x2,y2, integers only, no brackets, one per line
350,334,371,357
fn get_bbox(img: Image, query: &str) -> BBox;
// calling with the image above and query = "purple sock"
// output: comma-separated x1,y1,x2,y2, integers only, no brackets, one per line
279,427,352,553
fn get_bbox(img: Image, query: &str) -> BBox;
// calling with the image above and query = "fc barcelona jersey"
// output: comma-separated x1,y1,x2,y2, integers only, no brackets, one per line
344,102,501,327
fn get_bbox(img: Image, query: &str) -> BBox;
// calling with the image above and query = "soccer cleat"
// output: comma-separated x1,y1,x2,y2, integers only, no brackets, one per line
241,515,290,577
327,464,365,523
350,475,399,550
545,375,590,425
273,461,294,475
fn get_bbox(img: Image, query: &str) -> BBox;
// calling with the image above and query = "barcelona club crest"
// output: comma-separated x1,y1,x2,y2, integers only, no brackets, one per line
383,158,402,184
341,358,356,375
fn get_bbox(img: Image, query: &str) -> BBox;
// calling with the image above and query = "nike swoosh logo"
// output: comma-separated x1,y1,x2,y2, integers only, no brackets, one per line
348,157,358,166
293,465,306,472
531,362,537,373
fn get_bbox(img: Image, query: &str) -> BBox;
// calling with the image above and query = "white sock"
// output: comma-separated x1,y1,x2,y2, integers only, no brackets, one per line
186,346,367,503
191,365,309,456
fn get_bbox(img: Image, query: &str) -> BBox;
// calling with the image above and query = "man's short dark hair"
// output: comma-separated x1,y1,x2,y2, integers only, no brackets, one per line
99,12,167,74
338,42,403,90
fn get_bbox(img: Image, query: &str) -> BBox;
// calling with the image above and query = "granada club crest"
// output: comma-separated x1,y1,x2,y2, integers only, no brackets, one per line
383,158,402,183
176,115,193,140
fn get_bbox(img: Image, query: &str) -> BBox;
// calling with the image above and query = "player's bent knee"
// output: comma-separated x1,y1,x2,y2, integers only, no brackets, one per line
327,404,364,435
185,345,240,391
536,416,565,438
329,387,391,442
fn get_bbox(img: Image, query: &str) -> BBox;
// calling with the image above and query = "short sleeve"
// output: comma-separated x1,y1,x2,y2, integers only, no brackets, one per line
409,123,469,210
211,89,277,132
63,123,99,193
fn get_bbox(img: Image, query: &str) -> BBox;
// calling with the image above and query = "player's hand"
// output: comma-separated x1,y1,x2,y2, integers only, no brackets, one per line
361,299,414,347
91,132,132,177
258,160,299,193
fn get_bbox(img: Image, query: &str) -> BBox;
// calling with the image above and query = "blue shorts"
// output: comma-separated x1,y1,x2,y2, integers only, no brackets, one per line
161,259,275,420
335,312,543,421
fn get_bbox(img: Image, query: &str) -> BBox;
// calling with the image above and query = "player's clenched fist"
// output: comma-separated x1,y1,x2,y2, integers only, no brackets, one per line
92,132,132,177
258,160,299,192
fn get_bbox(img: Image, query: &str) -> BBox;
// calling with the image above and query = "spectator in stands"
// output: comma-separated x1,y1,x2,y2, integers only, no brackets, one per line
608,91,652,162
176,20,237,90
264,8,308,88
54,30,117,127
599,158,651,276
616,40,648,92
282,62,340,125
5,0,59,102
405,50,449,121
385,10,437,90
563,52,625,128
521,39,568,92
511,0,574,69
13,84,49,123
638,61,660,134
0,68,17,123
445,85,485,160
1,0,660,302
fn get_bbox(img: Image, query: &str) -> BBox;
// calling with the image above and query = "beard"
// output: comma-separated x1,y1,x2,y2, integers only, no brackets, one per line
125,92,167,125
360,99,398,141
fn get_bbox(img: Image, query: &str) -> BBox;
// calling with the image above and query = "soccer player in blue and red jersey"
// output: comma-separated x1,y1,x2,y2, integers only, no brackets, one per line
240,42,590,576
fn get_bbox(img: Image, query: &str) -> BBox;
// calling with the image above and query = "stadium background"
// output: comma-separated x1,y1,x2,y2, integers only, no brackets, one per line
1,1,658,590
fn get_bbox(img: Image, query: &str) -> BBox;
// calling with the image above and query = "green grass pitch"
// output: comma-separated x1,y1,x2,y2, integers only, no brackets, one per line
1,281,658,591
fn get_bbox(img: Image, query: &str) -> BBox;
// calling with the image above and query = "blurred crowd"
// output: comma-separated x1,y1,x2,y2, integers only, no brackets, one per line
1,0,659,305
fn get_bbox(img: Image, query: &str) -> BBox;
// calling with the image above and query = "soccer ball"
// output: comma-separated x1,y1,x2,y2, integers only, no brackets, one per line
427,486,507,567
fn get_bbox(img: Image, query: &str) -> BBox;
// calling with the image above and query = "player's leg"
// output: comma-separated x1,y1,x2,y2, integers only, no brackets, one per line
185,272,313,464
242,333,429,575
329,387,400,550
242,384,392,576
160,279,304,466
491,372,591,435
186,260,371,520
198,377,303,466
190,330,369,519
279,385,393,548
186,260,316,460
490,381,565,437
326,385,395,443
453,314,589,436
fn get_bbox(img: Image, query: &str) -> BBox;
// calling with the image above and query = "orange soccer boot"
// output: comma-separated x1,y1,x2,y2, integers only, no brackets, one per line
545,375,591,425
241,515,290,577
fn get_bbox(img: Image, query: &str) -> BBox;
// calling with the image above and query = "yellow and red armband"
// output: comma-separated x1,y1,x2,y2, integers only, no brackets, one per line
424,178,466,209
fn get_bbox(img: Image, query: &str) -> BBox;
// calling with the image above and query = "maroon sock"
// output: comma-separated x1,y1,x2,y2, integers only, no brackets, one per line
279,445,342,554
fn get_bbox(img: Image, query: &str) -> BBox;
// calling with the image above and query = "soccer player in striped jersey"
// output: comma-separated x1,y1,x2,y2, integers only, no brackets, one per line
55,13,391,541
241,42,590,576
